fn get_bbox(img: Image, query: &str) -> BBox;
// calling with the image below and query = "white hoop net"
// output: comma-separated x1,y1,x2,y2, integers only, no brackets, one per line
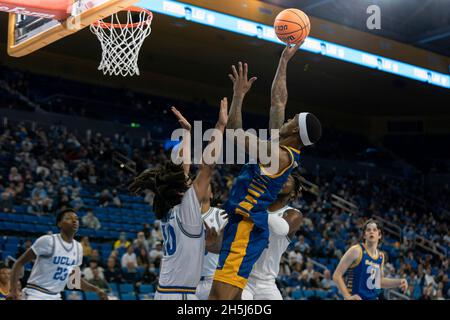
90,9,153,77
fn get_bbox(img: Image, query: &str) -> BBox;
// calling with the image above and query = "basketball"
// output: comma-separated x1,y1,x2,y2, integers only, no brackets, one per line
274,8,311,45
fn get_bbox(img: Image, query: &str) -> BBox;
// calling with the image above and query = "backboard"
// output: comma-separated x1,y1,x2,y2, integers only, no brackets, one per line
5,0,139,57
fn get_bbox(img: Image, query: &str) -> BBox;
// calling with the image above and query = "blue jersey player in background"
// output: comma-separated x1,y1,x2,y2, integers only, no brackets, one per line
333,219,408,300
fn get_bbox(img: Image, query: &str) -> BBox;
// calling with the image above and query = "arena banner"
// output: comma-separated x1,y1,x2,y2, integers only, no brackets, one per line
0,0,73,19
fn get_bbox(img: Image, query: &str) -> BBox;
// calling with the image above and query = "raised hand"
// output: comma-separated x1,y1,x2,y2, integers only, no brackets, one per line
171,106,192,131
400,279,408,293
228,62,257,97
281,40,304,62
217,97,228,128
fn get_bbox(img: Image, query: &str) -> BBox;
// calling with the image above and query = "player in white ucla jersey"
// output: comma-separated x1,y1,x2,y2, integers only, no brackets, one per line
196,185,228,300
333,219,408,300
8,208,108,300
242,173,303,300
128,100,228,300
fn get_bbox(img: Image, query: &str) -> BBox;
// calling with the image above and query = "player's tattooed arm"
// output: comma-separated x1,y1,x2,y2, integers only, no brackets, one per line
227,62,257,130
7,248,36,300
269,42,303,131
80,278,109,300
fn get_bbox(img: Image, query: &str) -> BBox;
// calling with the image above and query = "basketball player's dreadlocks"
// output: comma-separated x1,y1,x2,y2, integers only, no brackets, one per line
129,161,190,219
290,170,303,199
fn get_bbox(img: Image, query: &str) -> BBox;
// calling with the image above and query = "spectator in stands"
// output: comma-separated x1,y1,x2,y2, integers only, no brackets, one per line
80,236,93,266
112,189,122,207
83,260,105,282
99,189,113,207
87,268,110,291
114,232,131,250
133,231,150,253
0,189,14,213
8,167,23,184
104,257,123,284
139,265,158,286
151,221,163,244
137,248,150,267
300,261,316,288
296,235,311,255
321,269,337,291
288,248,303,266
142,223,152,241
121,245,138,270
90,250,102,267
424,267,437,288
149,241,163,269
82,208,101,230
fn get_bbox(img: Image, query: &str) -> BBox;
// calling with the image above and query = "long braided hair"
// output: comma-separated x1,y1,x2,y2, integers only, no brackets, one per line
129,161,189,219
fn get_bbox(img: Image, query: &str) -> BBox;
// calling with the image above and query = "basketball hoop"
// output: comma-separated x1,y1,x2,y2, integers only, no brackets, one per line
90,7,153,77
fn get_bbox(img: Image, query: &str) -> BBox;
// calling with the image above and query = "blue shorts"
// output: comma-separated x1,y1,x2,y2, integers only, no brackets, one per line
214,214,269,289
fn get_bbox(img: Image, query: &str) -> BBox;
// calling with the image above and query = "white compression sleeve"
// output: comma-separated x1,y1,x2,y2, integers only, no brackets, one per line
268,214,290,236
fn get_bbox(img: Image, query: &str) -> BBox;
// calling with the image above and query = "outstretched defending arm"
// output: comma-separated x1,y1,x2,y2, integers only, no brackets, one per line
227,62,257,130
192,97,228,203
171,106,192,177
269,42,302,131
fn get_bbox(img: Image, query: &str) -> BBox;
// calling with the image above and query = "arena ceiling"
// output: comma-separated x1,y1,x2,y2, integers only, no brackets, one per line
1,9,449,119
263,0,450,57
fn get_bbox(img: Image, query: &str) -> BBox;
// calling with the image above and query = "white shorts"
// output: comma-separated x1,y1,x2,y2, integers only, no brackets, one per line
154,292,198,300
22,288,61,300
242,277,283,300
195,278,213,300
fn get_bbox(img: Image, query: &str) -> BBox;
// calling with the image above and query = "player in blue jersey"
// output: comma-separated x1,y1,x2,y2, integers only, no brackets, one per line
0,263,11,300
209,42,322,300
333,219,408,300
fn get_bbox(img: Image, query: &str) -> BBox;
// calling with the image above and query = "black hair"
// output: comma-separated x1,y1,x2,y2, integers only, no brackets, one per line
305,113,322,145
290,170,303,198
56,208,76,226
129,161,188,220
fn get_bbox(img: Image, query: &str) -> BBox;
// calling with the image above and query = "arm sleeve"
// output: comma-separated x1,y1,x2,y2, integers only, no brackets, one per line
176,186,203,237
31,235,53,257
268,214,290,237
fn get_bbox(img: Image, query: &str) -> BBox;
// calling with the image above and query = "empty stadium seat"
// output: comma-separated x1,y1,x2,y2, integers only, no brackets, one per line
138,293,154,300
139,284,155,294
121,292,137,300
85,292,100,300
119,283,134,294
65,290,84,300
303,290,316,299
291,290,303,300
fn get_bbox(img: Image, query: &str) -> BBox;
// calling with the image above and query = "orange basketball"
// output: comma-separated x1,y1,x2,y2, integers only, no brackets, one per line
274,9,311,45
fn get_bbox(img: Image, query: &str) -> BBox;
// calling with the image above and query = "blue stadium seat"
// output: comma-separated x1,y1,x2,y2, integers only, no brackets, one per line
4,243,18,252
85,292,100,300
0,222,6,230
119,283,134,294
138,293,154,300
109,283,119,294
291,290,303,300
121,293,137,300
5,236,19,244
316,290,328,299
139,284,155,294
65,290,84,300
303,290,316,299
0,212,8,220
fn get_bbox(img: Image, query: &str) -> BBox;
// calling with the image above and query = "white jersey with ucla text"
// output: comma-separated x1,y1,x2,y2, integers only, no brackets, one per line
155,187,205,300
243,205,296,300
195,206,227,300
23,234,82,300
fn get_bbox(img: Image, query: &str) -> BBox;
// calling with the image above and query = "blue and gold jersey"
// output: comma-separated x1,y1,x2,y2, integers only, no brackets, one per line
346,243,384,300
0,289,8,300
223,145,300,230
